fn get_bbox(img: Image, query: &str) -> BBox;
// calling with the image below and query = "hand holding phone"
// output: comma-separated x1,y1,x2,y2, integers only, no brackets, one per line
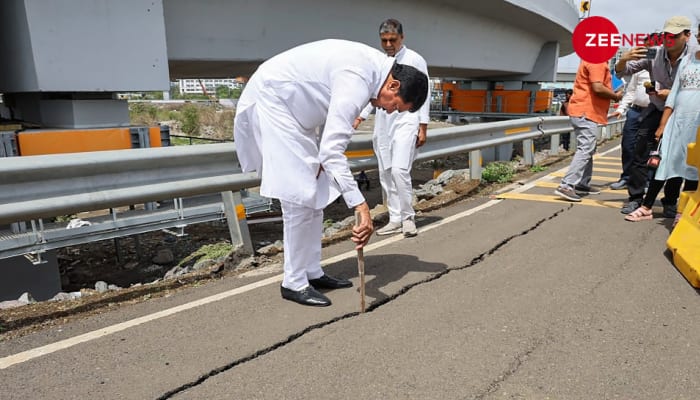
645,47,657,59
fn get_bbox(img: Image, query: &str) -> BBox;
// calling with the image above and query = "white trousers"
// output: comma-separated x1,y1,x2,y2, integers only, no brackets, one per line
380,167,415,223
280,200,325,291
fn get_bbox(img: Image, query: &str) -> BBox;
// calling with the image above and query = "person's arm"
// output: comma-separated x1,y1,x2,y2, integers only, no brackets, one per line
350,201,372,250
413,55,431,147
591,82,624,101
615,73,636,116
353,102,374,129
615,47,648,75
318,71,374,247
416,123,427,147
587,63,623,101
559,101,568,116
655,107,673,141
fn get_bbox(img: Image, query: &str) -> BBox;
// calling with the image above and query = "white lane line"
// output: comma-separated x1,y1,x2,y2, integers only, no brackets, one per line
1,198,501,370
1,144,623,369
0,275,282,369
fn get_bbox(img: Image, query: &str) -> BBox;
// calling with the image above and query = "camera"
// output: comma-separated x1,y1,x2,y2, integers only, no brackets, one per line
645,47,657,59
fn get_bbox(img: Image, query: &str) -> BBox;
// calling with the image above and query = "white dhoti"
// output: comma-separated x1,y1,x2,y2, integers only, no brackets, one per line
374,110,419,223
280,201,325,290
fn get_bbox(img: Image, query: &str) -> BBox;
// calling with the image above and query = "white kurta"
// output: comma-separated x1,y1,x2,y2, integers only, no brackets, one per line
360,46,430,171
234,39,395,210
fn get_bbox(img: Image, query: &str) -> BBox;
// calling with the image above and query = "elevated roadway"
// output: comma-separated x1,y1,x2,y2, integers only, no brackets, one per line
164,0,579,80
0,0,578,128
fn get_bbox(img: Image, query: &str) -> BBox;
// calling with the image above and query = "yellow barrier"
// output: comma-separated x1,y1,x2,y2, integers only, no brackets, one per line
667,126,700,287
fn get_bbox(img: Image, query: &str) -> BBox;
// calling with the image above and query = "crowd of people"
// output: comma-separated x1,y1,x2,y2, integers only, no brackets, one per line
556,16,700,230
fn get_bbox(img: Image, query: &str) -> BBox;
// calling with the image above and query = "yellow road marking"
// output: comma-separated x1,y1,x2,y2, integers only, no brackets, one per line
593,161,622,167
591,167,623,173
345,149,375,158
533,181,621,194
549,172,619,182
497,192,624,208
593,156,619,161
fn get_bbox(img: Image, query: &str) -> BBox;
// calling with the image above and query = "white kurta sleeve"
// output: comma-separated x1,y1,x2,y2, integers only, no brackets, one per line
359,102,374,120
319,70,372,208
616,73,635,115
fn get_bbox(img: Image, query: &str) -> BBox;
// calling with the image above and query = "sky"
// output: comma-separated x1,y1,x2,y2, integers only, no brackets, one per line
558,1,700,72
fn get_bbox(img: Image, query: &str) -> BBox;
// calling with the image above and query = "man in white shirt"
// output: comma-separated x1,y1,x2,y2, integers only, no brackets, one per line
353,19,430,238
609,69,651,190
234,39,428,307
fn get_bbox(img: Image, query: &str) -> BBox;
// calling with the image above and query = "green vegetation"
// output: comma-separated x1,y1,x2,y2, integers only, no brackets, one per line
215,85,242,99
129,102,235,142
529,165,547,173
481,162,516,183
180,104,200,135
177,243,234,268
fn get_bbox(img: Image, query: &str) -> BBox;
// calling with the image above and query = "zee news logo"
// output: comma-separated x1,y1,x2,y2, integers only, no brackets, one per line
583,32,674,48
572,16,669,63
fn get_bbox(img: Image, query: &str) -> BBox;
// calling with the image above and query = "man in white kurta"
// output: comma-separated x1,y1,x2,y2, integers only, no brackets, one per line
234,39,428,307
354,19,430,237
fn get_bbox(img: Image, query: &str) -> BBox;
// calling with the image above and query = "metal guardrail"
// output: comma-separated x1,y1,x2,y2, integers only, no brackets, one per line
0,116,624,259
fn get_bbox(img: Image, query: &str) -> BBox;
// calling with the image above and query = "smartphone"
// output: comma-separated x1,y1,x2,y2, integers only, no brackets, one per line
645,47,657,59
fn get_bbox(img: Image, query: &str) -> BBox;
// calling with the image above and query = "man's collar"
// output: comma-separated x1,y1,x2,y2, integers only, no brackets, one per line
393,45,406,58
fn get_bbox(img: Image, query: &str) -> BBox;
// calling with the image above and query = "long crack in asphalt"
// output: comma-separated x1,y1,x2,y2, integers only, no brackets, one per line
156,205,573,399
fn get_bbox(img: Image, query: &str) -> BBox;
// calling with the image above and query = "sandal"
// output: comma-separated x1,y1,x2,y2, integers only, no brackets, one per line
624,206,653,222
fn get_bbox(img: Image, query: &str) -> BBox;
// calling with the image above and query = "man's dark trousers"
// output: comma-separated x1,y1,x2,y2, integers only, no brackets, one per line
619,106,643,182
627,105,663,203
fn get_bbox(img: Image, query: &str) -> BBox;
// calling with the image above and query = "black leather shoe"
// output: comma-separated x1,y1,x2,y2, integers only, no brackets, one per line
309,274,353,289
280,285,331,307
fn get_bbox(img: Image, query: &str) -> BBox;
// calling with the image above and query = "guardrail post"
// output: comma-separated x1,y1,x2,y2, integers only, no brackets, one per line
221,190,253,255
550,134,560,155
522,139,534,166
469,150,482,181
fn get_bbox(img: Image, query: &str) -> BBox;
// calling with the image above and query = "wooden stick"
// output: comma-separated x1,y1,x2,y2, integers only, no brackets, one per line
355,210,366,313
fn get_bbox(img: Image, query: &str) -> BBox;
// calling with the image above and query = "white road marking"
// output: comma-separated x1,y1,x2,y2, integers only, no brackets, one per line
0,145,623,369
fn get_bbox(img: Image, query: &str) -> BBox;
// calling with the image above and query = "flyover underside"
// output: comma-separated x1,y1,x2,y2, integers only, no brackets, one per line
168,61,554,81
164,0,578,80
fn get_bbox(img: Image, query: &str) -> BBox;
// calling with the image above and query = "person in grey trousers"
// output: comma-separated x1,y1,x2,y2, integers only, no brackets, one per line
555,60,623,202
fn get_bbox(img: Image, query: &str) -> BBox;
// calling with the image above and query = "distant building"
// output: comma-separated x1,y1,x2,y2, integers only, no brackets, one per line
178,78,243,95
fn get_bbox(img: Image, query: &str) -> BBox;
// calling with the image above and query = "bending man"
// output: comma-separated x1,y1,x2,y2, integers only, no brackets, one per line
234,39,428,307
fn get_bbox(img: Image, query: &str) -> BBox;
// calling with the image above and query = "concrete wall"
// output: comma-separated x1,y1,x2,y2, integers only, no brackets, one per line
0,0,170,92
0,0,578,91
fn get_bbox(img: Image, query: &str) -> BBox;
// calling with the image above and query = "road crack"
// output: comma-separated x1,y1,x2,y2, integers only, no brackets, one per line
156,205,571,399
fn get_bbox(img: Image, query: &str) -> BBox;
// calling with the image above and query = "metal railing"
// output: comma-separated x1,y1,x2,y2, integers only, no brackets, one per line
0,116,624,260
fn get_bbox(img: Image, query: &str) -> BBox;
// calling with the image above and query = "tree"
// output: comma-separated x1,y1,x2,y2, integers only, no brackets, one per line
180,104,200,135
215,85,230,99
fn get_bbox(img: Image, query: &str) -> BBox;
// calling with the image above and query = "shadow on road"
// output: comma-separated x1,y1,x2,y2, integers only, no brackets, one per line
321,253,448,304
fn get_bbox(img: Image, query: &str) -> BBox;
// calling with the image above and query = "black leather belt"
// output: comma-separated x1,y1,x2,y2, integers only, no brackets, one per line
630,104,644,112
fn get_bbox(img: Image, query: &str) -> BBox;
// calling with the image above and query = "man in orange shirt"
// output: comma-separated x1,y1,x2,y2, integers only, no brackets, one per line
554,61,624,202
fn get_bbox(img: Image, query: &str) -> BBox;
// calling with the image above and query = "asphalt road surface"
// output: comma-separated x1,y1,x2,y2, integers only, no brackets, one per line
2,143,699,400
